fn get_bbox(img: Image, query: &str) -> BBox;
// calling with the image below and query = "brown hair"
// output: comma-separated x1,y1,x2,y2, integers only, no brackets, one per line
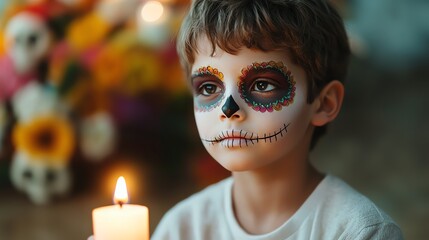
177,0,350,149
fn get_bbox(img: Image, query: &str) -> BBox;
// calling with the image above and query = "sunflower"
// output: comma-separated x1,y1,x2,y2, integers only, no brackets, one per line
12,115,75,165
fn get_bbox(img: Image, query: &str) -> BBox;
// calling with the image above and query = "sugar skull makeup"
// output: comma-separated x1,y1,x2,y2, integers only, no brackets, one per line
239,61,296,113
191,62,296,114
201,123,290,148
191,66,225,112
191,41,314,171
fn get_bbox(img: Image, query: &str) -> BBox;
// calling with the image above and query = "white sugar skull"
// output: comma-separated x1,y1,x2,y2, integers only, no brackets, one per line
10,151,71,205
11,81,67,123
80,111,116,161
4,11,52,75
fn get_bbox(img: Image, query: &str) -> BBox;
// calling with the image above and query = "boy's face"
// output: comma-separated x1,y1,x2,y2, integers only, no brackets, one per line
191,39,316,172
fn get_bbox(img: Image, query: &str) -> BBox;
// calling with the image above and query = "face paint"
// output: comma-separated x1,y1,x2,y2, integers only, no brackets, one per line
238,61,296,113
201,123,290,148
221,95,240,118
192,40,313,172
191,66,225,112
193,66,224,80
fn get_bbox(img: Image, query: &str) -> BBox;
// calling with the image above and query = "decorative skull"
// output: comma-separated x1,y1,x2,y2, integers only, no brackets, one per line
11,81,66,123
4,11,52,75
10,150,71,205
80,111,116,161
9,82,75,205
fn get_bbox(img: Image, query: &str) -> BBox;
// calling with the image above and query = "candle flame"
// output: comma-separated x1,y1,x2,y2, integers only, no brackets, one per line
114,176,129,205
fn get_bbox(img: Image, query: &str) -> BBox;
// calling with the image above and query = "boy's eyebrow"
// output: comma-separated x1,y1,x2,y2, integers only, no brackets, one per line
191,66,224,81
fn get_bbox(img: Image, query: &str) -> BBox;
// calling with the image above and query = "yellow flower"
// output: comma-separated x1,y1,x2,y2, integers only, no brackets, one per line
120,48,161,95
92,45,126,90
13,116,75,165
66,12,111,52
0,32,4,55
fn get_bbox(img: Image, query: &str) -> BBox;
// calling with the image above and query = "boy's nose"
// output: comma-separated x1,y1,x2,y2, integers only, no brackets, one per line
221,95,240,118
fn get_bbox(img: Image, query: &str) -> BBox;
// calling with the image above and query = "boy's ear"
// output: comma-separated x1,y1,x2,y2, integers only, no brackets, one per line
311,80,344,127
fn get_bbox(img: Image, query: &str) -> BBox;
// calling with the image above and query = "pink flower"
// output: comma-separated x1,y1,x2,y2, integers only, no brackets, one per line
0,55,36,101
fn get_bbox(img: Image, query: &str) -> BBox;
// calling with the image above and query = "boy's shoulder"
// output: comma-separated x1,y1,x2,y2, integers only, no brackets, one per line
310,175,403,239
317,175,391,220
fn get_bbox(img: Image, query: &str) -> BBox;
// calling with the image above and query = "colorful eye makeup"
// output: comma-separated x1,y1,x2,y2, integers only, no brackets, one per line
191,66,225,112
193,66,224,80
238,61,296,113
191,62,296,113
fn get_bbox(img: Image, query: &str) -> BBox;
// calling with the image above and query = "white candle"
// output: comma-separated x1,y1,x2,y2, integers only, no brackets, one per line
92,176,149,240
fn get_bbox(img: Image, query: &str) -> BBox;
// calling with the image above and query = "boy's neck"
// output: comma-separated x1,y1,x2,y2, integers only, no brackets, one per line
231,158,323,235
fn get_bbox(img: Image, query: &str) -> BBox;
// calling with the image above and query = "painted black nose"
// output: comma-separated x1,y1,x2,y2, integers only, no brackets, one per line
222,95,240,118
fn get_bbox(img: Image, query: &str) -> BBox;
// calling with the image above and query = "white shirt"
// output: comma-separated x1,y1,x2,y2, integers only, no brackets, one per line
152,175,403,240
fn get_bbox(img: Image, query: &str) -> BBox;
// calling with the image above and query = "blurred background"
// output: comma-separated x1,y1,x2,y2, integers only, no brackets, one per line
0,0,428,239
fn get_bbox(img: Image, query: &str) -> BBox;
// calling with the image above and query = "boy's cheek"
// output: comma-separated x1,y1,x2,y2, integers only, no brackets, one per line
194,111,217,133
195,110,218,122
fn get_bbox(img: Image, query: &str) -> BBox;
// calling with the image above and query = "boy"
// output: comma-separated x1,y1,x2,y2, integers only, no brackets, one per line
152,0,403,239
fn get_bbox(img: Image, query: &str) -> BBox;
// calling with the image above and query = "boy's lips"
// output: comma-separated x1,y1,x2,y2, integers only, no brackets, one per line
201,123,290,147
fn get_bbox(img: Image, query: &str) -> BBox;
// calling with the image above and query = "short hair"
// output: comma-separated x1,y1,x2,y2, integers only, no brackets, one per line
177,0,350,149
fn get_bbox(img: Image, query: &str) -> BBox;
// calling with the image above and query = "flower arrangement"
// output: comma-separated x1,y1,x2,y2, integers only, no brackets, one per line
0,0,191,204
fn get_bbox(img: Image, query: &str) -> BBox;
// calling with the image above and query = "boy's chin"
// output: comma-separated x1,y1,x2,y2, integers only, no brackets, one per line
207,150,271,172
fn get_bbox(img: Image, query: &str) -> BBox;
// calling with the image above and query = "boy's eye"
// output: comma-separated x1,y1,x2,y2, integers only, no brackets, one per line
251,80,277,92
193,79,225,112
200,83,221,96
238,62,296,112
